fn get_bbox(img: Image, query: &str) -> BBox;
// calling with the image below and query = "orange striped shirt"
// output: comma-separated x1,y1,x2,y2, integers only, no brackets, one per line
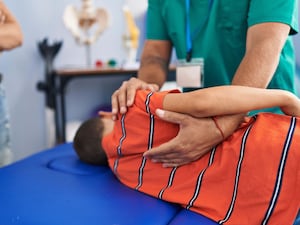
102,90,300,225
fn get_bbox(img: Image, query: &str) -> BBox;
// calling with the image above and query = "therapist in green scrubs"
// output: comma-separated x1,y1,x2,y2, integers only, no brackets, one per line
112,1,299,222
112,0,299,217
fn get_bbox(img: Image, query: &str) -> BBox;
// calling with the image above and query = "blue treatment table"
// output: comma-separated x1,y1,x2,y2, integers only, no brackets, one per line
0,143,217,225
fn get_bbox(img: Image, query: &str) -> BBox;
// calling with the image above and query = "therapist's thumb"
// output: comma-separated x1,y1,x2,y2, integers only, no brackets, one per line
155,109,186,124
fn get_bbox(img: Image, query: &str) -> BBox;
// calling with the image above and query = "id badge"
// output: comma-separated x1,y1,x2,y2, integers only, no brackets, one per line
176,58,204,88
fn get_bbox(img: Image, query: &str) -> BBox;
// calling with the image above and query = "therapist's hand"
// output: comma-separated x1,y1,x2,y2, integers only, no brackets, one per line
143,109,242,167
111,77,159,120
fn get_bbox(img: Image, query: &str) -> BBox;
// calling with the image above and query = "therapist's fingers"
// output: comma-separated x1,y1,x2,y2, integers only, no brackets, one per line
111,80,132,119
119,80,131,112
0,11,5,24
144,140,179,159
144,141,199,167
111,77,159,120
143,109,185,159
143,133,189,167
126,81,159,106
144,109,214,167
111,90,121,120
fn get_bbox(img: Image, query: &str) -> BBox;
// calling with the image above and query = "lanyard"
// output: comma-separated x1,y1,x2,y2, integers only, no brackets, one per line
185,0,213,62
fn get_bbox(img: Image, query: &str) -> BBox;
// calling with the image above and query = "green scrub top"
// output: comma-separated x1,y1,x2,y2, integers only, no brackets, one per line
146,0,299,114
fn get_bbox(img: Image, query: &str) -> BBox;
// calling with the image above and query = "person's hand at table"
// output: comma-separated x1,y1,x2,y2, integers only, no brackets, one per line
111,77,159,120
143,109,244,167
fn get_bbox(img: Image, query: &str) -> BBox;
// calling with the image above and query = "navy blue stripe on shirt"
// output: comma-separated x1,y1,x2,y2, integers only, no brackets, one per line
135,92,155,190
218,122,254,224
158,167,178,199
261,117,297,225
114,114,127,178
186,146,217,210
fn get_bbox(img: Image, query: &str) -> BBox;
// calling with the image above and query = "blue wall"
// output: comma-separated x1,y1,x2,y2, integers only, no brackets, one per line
1,0,147,162
0,1,299,163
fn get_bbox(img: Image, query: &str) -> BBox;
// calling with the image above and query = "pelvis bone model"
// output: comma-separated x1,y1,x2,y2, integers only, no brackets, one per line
63,0,109,46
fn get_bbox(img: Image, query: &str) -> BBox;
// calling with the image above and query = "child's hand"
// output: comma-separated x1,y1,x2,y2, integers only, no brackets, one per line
98,111,115,119
0,9,6,25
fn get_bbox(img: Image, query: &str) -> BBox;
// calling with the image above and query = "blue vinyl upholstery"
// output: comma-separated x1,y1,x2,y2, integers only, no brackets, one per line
0,143,217,225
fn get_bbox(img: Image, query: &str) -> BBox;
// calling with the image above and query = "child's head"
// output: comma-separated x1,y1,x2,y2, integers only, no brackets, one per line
73,116,113,166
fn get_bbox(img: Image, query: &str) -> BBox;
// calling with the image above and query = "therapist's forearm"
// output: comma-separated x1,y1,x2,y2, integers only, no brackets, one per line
138,57,167,88
232,22,290,88
216,49,280,136
138,40,172,88
231,47,279,88
218,22,290,137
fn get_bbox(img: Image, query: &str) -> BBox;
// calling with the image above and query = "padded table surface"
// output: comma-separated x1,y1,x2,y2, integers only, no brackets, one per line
0,143,217,225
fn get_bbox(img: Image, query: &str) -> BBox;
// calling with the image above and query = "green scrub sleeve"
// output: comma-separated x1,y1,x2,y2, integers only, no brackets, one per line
248,0,298,34
146,0,171,40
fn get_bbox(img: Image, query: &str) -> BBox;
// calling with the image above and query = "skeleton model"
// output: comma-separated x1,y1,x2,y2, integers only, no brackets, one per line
63,0,109,65
122,5,140,69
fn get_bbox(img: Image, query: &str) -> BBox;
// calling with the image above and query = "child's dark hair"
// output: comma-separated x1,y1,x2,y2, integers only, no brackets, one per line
73,117,108,166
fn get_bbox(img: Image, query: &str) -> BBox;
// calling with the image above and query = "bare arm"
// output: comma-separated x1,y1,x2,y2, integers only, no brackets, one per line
138,40,173,88
0,1,23,51
111,40,172,118
232,22,290,87
163,86,300,117
214,22,291,137
145,85,300,167
144,22,295,167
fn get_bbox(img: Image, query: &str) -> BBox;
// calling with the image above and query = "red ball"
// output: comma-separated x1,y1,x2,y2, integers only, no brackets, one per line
95,60,103,67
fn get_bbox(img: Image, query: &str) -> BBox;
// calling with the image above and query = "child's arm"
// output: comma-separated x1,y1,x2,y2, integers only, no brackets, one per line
163,85,300,117
0,1,23,51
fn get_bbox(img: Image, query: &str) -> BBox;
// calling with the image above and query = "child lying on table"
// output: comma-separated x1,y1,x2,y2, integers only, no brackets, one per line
73,85,300,225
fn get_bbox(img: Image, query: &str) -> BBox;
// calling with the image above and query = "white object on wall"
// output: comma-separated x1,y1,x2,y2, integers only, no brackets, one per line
63,0,110,65
123,0,147,18
122,5,140,69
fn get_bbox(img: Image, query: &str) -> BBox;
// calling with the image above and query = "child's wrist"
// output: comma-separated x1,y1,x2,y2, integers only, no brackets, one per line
212,114,245,141
212,116,225,140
